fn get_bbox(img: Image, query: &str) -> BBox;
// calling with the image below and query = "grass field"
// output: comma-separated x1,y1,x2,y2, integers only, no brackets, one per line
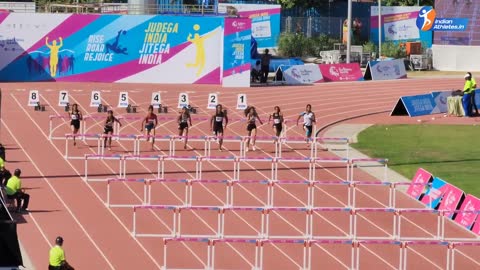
352,124,480,197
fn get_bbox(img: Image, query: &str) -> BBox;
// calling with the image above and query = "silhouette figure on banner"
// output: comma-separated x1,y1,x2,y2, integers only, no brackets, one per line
106,30,128,55
186,24,214,77
45,37,63,77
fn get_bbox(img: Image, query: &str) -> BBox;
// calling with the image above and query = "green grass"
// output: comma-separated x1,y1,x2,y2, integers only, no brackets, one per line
352,124,480,197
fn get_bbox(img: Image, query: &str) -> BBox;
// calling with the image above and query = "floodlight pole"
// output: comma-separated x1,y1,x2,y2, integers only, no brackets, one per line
378,0,382,60
346,0,352,63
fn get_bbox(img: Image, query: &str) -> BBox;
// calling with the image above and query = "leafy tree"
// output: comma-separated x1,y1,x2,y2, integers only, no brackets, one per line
383,0,434,6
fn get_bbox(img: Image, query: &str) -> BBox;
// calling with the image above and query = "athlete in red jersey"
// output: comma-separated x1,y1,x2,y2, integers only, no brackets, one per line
140,105,158,150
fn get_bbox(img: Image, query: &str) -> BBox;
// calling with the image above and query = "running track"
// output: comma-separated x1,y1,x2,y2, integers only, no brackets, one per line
1,78,479,269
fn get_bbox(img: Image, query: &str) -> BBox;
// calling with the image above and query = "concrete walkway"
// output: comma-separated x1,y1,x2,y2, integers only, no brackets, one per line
323,124,411,191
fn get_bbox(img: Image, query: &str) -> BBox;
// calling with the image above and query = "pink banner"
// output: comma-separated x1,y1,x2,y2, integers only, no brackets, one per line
437,184,464,218
406,168,433,200
319,63,363,82
454,195,480,230
472,213,480,235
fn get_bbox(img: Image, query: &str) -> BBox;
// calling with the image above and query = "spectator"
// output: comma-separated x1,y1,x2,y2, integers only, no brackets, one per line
0,166,12,187
0,143,6,161
49,236,74,270
251,60,261,83
5,169,29,213
260,49,271,83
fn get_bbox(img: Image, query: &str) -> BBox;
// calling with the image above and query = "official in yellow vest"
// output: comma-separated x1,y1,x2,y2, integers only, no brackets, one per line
467,72,478,115
5,169,29,213
49,236,74,270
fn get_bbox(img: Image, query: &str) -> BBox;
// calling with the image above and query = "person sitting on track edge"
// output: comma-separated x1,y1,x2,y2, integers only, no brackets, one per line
5,169,30,213
49,236,74,270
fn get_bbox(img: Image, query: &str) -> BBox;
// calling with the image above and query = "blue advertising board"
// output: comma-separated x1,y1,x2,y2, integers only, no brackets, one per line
391,94,440,117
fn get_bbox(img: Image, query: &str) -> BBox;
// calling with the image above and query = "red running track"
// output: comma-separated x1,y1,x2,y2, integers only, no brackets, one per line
1,78,479,269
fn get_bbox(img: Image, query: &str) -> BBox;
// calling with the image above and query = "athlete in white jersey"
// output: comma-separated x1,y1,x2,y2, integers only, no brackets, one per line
296,104,316,144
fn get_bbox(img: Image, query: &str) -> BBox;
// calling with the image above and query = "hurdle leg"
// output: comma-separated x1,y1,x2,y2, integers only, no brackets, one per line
162,240,168,270
64,136,69,158
84,158,88,182
397,214,402,240
302,241,307,270
437,213,441,240
49,118,53,140
393,212,397,240
187,181,192,207
262,210,268,238
307,242,312,270
210,242,215,270
355,243,360,270
404,246,408,270
451,248,455,270
148,181,152,205
143,181,147,205
173,209,179,237
106,181,111,207
258,242,264,270
268,182,274,207
132,207,136,236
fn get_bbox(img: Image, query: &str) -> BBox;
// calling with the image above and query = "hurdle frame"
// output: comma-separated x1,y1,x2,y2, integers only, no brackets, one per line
100,134,137,155
309,207,353,240
313,137,350,159
222,207,267,239
122,155,164,179
84,154,123,182
310,157,350,182
349,158,389,182
64,133,102,159
352,208,397,240
258,239,309,270
237,157,276,180
136,134,172,156
210,238,259,270
205,135,244,157
355,240,403,270
177,206,224,238
106,178,147,207
450,241,480,270
49,115,73,140
132,205,178,238
264,207,310,239
163,237,211,270
397,208,442,241
197,156,238,180
170,135,209,157
308,239,355,270
402,240,450,270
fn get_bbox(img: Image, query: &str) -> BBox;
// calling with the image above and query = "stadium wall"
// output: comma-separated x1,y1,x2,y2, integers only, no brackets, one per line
432,45,480,72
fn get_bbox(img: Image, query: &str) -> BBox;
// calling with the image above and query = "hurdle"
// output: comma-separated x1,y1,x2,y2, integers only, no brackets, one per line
307,240,354,270
450,241,480,270
355,240,403,270
313,137,350,159
162,155,201,180
210,238,259,270
197,156,238,180
222,206,267,239
349,158,388,182
309,180,352,208
442,210,480,241
264,207,310,239
274,157,312,181
258,239,308,270
64,133,102,159
177,206,224,238
402,241,450,270
241,135,280,158
100,134,137,155
49,115,72,140
148,178,190,206
391,182,432,208
81,115,107,139
352,208,397,240
350,181,393,208
189,179,231,207
277,136,314,158
397,208,442,241
106,178,147,207
170,135,208,156
163,237,211,270
309,207,353,240
205,135,244,157
84,154,123,182
268,180,311,207
310,157,350,182
229,180,270,208
132,205,178,238
135,134,172,155
122,155,164,179
237,157,276,180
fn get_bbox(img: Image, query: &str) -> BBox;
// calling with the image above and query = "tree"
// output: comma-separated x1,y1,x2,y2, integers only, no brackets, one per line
379,0,434,6
277,0,333,10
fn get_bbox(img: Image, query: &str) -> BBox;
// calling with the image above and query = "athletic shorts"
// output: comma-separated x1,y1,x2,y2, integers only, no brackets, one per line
213,124,224,135
145,123,154,131
70,120,80,130
104,126,113,134
304,125,313,136
247,123,257,132
178,122,188,130
274,124,283,134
